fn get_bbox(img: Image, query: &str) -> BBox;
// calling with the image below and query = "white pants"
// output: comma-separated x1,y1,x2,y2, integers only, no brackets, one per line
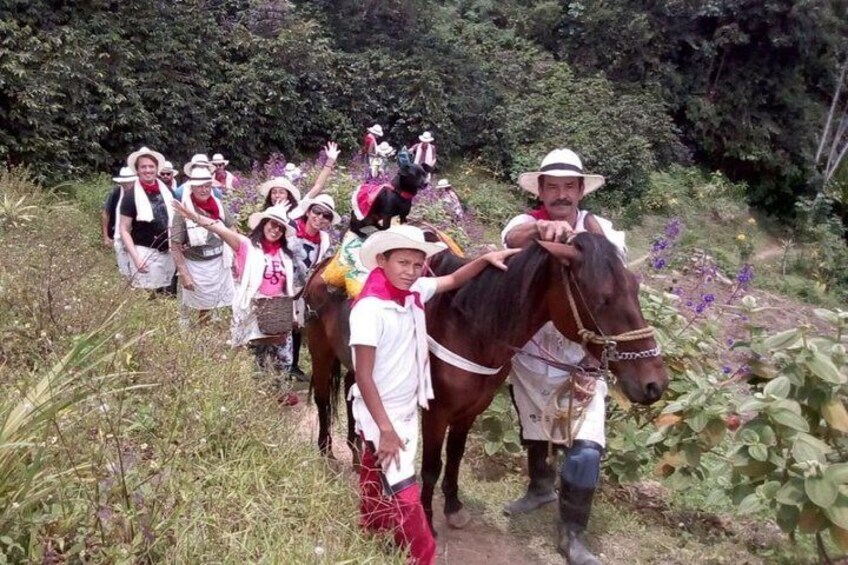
129,246,175,290
510,361,607,448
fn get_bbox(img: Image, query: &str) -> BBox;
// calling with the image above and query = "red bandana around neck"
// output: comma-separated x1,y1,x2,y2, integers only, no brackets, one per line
354,267,423,309
528,206,550,220
191,194,220,220
260,238,282,256
140,180,160,196
295,217,321,244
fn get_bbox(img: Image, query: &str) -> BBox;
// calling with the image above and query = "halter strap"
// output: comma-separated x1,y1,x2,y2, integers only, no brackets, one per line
563,269,661,361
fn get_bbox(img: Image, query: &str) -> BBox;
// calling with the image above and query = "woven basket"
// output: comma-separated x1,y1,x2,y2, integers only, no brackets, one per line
253,296,293,336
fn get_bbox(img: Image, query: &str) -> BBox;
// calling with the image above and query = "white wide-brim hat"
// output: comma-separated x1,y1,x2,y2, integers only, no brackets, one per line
376,142,394,156
517,148,605,197
258,177,301,202
113,166,138,183
127,147,166,173
419,131,434,143
159,160,177,174
367,124,383,137
247,204,296,233
360,225,447,271
210,153,229,165
436,178,452,189
290,193,341,224
183,154,215,176
185,168,214,187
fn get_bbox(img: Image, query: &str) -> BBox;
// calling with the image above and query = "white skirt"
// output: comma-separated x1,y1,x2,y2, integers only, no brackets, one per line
114,239,131,278
129,246,175,289
181,255,235,310
510,361,607,448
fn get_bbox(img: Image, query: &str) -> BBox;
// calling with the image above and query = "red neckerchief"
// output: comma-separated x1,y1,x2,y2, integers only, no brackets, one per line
389,185,415,200
260,239,282,256
140,180,160,196
191,194,220,220
295,217,321,244
354,267,422,309
214,169,228,184
529,206,550,220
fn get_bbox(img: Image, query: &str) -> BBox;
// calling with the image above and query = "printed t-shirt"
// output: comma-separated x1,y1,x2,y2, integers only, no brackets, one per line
235,240,287,297
348,277,438,408
119,190,172,251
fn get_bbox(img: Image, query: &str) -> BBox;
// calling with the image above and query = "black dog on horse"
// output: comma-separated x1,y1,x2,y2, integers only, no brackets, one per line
349,148,431,238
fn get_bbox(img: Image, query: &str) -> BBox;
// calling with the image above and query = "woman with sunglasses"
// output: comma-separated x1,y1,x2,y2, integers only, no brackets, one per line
171,199,300,405
256,142,341,212
286,193,341,379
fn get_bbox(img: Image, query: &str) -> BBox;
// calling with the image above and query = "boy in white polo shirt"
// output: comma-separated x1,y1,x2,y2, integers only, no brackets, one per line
350,225,517,564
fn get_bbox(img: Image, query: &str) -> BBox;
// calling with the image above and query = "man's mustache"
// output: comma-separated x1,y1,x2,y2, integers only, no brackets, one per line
551,198,574,207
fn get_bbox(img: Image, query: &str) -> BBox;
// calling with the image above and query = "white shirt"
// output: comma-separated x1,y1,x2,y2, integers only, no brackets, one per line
348,277,439,410
502,209,626,377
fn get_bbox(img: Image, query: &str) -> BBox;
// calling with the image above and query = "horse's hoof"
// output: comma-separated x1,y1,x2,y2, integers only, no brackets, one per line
445,507,471,529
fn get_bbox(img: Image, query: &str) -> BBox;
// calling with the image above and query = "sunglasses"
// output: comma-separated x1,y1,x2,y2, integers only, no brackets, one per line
310,207,333,221
160,172,173,177
215,163,225,168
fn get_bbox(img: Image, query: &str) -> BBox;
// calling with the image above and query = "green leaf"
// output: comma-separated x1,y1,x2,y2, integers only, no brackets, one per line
737,397,766,413
776,503,800,533
760,480,782,499
792,433,832,463
804,352,847,384
775,478,807,506
824,493,848,530
738,493,762,515
687,411,709,433
646,431,665,446
749,443,769,462
771,409,810,432
483,441,501,456
813,309,841,325
740,429,760,445
825,463,848,485
763,328,802,351
805,476,838,508
764,376,791,399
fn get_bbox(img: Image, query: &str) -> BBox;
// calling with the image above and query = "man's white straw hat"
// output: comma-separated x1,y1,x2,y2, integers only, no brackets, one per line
360,225,447,270
517,148,605,196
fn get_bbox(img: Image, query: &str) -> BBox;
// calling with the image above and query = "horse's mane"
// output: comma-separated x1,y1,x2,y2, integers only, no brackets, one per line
427,232,624,344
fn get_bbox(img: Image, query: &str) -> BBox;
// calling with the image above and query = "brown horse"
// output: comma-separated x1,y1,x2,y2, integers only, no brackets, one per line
303,233,668,529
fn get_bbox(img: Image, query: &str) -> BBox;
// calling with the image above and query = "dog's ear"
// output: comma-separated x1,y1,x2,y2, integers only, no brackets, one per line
421,163,432,174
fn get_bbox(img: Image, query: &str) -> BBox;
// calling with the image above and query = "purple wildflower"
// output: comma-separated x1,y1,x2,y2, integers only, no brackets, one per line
704,294,715,303
651,257,666,270
727,338,734,346
664,218,683,240
737,264,755,285
722,366,732,374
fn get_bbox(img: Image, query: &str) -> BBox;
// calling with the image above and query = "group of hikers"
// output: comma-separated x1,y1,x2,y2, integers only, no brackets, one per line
100,137,627,565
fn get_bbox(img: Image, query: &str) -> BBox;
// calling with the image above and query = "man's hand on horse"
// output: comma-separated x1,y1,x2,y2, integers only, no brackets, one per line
377,427,406,471
536,219,574,243
482,248,521,270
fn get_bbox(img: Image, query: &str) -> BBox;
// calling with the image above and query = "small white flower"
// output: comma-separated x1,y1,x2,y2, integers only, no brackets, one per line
12,502,20,509
219,406,228,413
98,403,110,414
114,333,125,341
314,546,325,557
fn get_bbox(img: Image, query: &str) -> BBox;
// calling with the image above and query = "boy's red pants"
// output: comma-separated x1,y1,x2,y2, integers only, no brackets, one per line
359,445,436,565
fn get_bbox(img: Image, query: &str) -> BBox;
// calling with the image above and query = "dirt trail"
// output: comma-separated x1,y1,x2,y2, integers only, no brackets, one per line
288,397,553,564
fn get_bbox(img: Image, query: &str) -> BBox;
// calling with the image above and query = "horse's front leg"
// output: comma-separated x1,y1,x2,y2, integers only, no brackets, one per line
343,369,362,469
421,409,449,535
442,415,477,529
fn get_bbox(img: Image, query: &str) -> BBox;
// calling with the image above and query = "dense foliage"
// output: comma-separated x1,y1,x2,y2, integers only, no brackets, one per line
7,0,844,215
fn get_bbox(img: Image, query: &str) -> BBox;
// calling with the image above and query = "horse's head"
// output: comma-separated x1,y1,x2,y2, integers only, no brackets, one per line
393,147,429,195
539,235,668,405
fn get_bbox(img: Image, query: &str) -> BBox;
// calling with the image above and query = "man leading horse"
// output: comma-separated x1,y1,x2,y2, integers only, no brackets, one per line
502,148,626,565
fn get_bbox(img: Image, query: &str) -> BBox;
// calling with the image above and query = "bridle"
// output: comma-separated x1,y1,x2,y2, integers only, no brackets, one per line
562,266,661,369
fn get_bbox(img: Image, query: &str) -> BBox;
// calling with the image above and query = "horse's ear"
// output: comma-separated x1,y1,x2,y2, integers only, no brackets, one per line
537,240,580,266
